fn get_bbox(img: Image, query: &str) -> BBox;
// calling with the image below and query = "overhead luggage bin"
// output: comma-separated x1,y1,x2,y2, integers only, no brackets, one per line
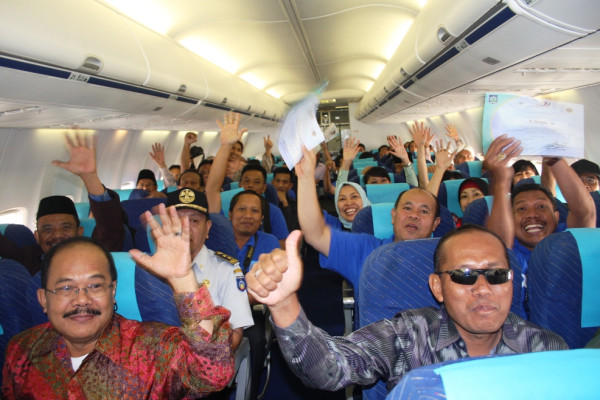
357,0,599,123
125,21,210,101
0,0,147,85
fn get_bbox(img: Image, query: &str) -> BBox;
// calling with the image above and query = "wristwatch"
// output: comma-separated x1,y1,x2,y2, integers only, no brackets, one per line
403,161,413,167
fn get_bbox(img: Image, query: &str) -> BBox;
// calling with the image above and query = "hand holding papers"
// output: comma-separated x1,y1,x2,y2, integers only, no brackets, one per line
278,83,328,169
482,93,584,158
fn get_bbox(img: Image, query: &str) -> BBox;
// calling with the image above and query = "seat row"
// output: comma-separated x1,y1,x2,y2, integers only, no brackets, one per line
357,228,600,399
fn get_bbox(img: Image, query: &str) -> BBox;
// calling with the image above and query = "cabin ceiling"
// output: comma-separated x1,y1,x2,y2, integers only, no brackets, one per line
96,0,425,105
0,0,598,130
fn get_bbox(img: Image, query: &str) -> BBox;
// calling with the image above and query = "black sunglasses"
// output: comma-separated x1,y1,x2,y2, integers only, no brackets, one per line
437,268,513,285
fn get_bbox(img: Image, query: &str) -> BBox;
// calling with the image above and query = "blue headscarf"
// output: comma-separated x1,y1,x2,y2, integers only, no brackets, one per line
334,182,371,230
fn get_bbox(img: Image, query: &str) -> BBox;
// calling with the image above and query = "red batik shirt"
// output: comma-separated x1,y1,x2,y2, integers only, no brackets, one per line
2,286,234,399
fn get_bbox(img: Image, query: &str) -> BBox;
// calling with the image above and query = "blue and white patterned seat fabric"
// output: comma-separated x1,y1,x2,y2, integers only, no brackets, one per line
529,229,600,348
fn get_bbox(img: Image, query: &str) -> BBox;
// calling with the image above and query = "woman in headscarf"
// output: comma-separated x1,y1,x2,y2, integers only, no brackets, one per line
323,182,371,231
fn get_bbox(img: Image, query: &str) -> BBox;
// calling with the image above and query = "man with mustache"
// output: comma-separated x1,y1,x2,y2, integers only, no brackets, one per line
2,205,234,398
245,226,567,393
0,133,127,276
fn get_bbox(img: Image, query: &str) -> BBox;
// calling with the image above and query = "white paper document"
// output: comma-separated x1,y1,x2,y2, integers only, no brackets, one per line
278,85,327,169
482,93,584,158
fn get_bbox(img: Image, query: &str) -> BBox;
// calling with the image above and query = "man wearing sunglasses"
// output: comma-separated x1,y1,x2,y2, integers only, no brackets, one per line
245,225,567,392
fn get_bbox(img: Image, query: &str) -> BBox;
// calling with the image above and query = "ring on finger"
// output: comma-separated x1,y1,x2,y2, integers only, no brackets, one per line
173,230,183,237
497,152,507,161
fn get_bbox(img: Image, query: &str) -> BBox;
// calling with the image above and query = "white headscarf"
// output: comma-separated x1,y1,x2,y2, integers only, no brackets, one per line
334,182,371,229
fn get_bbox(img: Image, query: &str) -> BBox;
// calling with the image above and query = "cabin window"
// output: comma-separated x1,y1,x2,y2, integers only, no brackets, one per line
0,207,27,225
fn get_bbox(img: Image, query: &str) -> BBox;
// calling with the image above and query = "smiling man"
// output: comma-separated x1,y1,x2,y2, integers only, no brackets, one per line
245,226,567,393
2,205,233,398
297,146,441,296
205,112,289,249
484,135,595,317
0,133,127,276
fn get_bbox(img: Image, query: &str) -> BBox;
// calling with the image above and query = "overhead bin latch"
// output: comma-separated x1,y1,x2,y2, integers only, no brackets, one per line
79,56,103,74
437,26,454,44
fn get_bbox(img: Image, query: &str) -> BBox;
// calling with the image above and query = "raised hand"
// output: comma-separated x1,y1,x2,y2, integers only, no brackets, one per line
342,137,360,163
52,131,97,177
129,204,195,291
246,230,303,306
409,122,432,149
184,131,198,145
445,124,460,142
482,134,522,183
433,139,455,171
216,111,248,146
387,135,410,163
296,145,316,180
263,134,273,151
149,142,167,168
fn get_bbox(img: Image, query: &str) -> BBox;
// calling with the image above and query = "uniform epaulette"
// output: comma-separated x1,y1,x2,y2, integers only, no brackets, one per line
214,251,238,265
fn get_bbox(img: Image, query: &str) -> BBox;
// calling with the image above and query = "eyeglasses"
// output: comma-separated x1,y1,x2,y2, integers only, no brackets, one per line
436,268,513,285
45,283,115,299
580,176,599,185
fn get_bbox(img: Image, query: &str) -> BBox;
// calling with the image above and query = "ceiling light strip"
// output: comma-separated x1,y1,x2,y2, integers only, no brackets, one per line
279,0,321,83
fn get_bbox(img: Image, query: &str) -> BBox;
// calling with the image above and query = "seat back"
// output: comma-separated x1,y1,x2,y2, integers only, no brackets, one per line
359,239,440,400
529,229,600,348
79,217,96,237
121,197,167,252
111,252,180,325
112,188,134,200
365,183,409,204
462,196,494,226
0,259,32,386
455,161,483,178
0,224,37,247
353,160,378,168
387,349,600,400
359,239,441,328
359,239,524,399
438,179,466,217
411,162,434,177
352,204,456,239
74,202,90,219
221,187,244,215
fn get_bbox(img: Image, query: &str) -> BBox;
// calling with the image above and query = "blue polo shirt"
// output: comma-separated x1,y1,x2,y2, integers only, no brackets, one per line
237,230,280,274
513,222,566,318
319,229,394,298
267,203,290,240
323,211,343,231
221,201,289,240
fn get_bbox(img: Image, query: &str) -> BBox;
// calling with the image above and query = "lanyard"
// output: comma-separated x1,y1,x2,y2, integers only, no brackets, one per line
243,233,258,273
